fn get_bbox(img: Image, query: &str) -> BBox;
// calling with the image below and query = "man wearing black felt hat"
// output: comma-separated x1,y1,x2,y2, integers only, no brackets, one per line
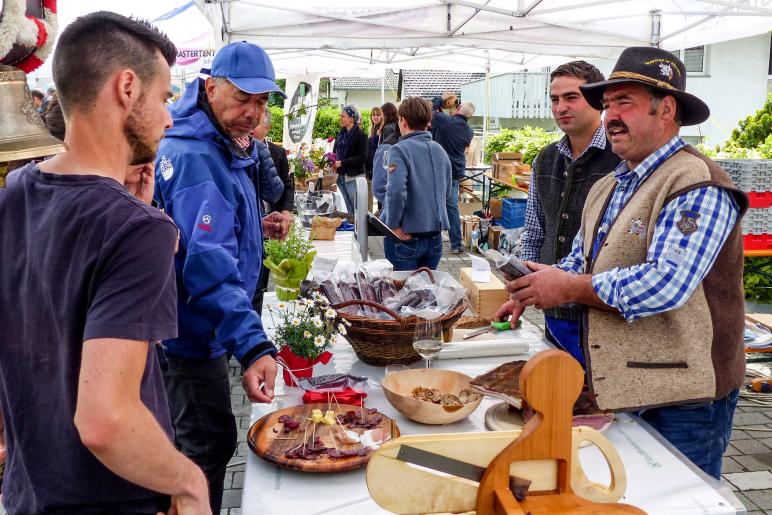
501,46,748,479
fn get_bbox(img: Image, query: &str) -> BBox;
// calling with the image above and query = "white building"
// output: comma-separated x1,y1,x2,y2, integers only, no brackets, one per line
461,33,772,148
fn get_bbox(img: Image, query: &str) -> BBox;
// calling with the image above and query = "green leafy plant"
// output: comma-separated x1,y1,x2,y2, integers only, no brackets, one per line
745,257,772,304
311,106,371,140
483,126,560,165
730,96,772,149
268,105,284,143
268,295,350,359
264,224,315,264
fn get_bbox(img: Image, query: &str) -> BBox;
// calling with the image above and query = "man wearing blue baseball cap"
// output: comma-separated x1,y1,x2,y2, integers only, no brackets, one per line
154,41,287,513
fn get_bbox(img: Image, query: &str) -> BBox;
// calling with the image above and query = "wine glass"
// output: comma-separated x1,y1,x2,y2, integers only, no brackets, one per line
412,315,443,369
382,149,390,171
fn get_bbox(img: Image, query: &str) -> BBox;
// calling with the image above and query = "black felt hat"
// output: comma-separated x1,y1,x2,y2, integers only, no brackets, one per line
580,46,710,126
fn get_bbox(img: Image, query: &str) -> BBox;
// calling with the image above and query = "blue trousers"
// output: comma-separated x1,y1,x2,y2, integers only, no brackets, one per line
337,175,358,214
384,234,443,271
446,178,462,249
640,389,739,480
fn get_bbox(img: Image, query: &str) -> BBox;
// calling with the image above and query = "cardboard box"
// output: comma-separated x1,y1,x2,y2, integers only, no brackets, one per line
459,267,510,319
492,152,523,180
496,162,516,185
459,199,482,217
493,152,523,162
465,136,481,167
489,198,502,219
488,225,504,250
461,216,480,248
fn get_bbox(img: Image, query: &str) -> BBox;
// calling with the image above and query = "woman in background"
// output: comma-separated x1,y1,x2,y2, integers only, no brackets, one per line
380,102,400,146
365,107,384,212
365,107,383,177
333,105,368,213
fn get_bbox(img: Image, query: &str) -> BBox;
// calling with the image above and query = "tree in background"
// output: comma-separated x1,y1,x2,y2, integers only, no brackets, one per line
730,96,772,149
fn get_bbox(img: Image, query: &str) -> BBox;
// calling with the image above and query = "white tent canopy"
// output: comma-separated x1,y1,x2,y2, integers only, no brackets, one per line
196,0,772,75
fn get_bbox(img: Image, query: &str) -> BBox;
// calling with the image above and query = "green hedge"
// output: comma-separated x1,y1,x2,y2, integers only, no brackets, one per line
483,127,560,165
269,106,373,143
311,106,371,140
268,105,284,142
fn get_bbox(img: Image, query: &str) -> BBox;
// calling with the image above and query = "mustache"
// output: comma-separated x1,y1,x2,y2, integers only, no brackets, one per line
606,120,628,132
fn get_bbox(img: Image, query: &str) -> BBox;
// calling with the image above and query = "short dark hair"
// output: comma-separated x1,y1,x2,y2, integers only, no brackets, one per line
381,102,399,126
398,97,432,131
646,86,683,126
31,90,45,101
44,97,66,141
52,11,176,114
550,60,605,84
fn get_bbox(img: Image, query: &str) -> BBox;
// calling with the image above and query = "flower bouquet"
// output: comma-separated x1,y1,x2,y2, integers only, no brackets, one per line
264,224,317,301
269,295,352,386
289,143,316,182
315,151,337,172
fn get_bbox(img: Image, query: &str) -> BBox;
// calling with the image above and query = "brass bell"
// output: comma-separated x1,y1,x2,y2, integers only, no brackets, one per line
0,65,64,187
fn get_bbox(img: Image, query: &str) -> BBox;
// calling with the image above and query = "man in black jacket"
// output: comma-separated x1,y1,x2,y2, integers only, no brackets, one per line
431,98,475,254
495,61,619,364
250,109,294,313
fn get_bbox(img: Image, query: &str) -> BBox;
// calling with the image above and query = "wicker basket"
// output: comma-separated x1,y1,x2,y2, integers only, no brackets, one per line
331,268,468,366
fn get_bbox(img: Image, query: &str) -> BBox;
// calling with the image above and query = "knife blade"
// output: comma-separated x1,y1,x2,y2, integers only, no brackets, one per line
462,325,495,339
395,444,531,499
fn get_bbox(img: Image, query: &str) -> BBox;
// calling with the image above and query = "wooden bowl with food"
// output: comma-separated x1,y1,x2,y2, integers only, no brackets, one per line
381,369,482,424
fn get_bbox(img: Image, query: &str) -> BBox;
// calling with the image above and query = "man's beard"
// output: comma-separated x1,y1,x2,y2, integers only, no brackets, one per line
124,104,157,166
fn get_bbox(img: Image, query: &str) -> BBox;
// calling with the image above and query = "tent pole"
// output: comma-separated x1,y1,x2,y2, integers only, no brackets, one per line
650,9,662,46
381,72,385,105
482,50,490,161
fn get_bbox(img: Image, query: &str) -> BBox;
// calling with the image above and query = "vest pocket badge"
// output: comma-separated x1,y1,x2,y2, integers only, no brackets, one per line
676,210,701,235
628,218,646,238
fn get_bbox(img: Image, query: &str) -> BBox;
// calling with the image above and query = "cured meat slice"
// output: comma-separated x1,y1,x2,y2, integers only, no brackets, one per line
470,360,528,409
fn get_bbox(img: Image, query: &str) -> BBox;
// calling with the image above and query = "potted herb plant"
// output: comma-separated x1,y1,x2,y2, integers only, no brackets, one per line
263,224,316,301
268,295,351,386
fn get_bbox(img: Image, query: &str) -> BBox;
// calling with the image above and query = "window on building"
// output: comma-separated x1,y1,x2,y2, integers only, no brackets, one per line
683,46,706,74
673,46,708,75
768,34,772,75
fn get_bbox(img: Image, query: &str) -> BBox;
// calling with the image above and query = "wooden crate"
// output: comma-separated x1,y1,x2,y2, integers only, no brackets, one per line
461,216,480,248
488,225,504,250
459,267,510,319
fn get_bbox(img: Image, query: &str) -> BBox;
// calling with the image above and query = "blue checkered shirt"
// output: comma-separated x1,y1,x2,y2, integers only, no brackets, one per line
557,136,740,322
520,125,607,261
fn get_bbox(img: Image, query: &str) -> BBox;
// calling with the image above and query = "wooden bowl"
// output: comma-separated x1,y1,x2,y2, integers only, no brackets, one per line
381,369,482,424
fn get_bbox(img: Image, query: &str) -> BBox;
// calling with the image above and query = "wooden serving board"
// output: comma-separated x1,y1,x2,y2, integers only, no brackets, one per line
247,403,399,473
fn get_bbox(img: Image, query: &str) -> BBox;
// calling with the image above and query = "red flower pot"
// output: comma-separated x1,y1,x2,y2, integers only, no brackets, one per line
277,346,332,387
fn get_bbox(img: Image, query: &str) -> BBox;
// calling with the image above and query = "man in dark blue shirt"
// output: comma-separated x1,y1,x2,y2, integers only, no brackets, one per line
0,12,209,514
431,98,475,254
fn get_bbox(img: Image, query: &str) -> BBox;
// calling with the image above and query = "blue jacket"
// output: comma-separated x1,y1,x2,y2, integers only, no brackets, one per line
154,78,284,367
431,112,474,179
372,144,392,204
381,131,452,234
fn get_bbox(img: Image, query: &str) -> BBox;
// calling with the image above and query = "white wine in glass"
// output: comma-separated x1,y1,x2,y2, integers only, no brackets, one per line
413,316,443,368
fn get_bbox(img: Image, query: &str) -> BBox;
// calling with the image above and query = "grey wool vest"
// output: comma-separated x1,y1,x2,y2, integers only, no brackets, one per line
534,140,620,321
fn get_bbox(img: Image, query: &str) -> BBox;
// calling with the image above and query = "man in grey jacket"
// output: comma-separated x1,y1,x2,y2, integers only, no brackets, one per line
381,97,453,270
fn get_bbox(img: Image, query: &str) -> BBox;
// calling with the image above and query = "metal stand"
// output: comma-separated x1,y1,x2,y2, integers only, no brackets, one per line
354,175,368,261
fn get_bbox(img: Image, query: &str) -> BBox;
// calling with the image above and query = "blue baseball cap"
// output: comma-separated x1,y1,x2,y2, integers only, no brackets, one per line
201,41,286,98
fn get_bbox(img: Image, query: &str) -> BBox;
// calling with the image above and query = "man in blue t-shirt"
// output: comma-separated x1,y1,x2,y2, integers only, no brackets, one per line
0,12,209,515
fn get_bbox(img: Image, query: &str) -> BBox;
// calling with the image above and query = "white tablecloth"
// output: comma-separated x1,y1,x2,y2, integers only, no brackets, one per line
242,233,743,514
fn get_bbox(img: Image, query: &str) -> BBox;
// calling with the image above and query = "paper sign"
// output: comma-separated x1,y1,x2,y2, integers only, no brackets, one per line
470,254,491,283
